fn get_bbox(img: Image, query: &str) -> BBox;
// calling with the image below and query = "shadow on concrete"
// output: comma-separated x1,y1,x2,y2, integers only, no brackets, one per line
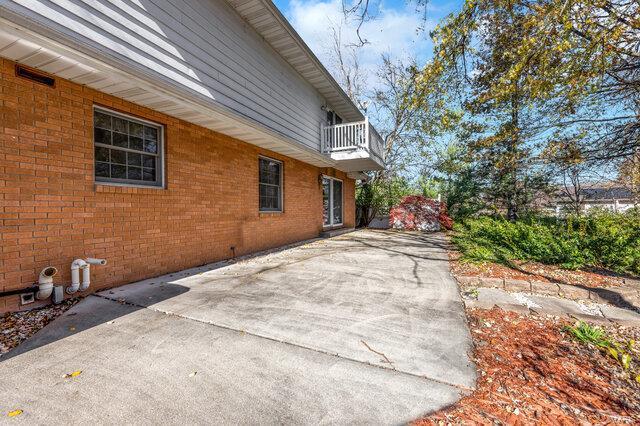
506,261,639,313
348,230,453,288
1,236,340,363
1,283,190,363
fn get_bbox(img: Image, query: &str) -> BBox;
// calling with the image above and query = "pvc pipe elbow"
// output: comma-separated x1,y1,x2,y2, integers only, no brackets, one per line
71,259,88,270
36,266,57,300
68,258,106,293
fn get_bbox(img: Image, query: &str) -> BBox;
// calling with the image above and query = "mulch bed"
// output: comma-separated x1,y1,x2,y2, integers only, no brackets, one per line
0,299,79,357
416,308,640,425
449,252,625,288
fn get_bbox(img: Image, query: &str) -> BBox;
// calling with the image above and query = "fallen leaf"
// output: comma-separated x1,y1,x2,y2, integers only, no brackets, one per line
63,370,82,379
621,353,631,370
7,409,22,417
189,371,197,377
68,326,76,331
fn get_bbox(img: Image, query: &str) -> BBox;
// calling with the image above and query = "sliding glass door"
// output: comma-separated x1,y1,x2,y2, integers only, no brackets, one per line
322,176,343,227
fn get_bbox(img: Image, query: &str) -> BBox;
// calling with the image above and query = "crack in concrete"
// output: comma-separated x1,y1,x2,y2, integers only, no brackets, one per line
360,339,394,366
93,293,476,393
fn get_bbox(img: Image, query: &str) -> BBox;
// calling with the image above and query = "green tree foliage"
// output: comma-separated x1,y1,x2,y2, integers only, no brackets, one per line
425,141,485,219
412,0,639,219
355,177,414,226
414,1,554,219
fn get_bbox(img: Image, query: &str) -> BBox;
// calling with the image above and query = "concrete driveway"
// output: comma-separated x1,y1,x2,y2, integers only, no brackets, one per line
0,230,476,424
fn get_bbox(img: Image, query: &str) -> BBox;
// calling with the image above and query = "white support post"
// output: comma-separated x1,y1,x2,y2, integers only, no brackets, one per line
364,116,370,150
320,122,325,153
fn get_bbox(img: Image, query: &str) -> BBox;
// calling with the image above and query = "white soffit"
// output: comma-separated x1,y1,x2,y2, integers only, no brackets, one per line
0,23,337,169
227,0,364,123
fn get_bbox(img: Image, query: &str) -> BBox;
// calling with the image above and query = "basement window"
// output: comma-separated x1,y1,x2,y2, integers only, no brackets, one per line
259,157,283,212
93,107,164,187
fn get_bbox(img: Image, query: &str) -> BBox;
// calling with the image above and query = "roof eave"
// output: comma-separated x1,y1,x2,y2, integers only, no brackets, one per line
227,0,365,122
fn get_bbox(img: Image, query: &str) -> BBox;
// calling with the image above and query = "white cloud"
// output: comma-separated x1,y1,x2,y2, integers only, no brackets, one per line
286,0,434,93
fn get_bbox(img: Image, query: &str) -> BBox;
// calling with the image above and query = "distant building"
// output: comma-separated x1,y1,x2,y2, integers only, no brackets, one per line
552,184,635,215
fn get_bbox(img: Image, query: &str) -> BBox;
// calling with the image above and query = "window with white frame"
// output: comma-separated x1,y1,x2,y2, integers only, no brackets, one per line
259,157,282,212
93,107,164,187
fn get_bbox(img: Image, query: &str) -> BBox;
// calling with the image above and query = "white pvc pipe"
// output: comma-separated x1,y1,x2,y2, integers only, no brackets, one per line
80,264,91,291
36,266,57,300
67,258,107,294
67,259,87,294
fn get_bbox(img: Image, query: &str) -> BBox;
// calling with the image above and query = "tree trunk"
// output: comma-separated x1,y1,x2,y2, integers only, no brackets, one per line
507,89,520,221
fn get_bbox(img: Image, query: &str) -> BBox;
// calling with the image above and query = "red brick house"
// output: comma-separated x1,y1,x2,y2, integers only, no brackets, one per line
0,0,384,312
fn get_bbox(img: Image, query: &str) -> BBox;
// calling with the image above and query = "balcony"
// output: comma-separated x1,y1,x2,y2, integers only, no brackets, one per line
321,118,385,172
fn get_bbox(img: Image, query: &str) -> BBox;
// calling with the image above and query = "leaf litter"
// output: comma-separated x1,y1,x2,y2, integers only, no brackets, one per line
415,307,640,425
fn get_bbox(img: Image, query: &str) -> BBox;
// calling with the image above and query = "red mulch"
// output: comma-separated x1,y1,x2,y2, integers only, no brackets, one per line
449,252,625,288
415,308,640,425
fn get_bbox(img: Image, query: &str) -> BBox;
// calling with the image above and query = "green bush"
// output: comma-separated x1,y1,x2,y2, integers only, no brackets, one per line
453,209,640,275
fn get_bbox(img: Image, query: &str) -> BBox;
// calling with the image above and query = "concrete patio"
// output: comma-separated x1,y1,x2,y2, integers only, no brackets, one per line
0,230,476,424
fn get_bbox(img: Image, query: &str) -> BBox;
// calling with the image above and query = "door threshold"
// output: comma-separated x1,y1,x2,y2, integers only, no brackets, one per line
320,227,355,238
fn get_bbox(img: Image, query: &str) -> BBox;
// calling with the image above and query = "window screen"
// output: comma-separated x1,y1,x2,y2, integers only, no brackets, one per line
259,157,282,212
93,108,163,187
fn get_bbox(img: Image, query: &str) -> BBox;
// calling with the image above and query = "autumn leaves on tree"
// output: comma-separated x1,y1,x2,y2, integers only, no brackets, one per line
411,0,639,218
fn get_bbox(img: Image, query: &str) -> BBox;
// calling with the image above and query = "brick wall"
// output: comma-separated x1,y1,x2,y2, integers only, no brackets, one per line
0,58,355,313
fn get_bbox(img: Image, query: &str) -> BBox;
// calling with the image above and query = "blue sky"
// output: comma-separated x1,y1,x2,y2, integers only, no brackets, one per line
272,0,463,89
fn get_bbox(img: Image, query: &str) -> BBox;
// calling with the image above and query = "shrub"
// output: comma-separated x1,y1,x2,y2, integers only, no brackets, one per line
389,195,452,231
453,209,640,275
570,209,640,275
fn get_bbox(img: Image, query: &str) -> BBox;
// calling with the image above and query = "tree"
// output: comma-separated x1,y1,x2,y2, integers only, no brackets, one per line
413,1,554,219
542,137,607,215
326,25,433,181
370,55,436,180
326,32,429,223
417,0,639,162
426,140,484,218
507,0,640,162
618,150,640,207
355,176,413,226
327,23,367,112
339,0,430,46
412,0,639,219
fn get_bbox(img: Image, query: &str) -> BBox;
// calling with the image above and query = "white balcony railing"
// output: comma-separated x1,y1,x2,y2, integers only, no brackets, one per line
320,117,385,164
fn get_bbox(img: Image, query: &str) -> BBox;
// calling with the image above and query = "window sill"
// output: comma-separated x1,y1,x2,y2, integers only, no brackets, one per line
259,211,283,217
95,182,166,194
